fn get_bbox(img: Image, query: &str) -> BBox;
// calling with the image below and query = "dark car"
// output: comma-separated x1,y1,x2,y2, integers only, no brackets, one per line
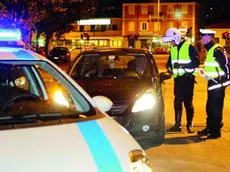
48,47,71,62
67,48,171,149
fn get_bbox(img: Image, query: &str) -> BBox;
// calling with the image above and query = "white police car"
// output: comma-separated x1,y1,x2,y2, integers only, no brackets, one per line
0,28,152,172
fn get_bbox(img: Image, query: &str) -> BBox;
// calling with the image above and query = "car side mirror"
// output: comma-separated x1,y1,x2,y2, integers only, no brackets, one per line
92,96,113,112
159,71,171,83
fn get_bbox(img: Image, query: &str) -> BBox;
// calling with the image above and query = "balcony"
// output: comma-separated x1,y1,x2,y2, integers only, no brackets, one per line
148,12,165,22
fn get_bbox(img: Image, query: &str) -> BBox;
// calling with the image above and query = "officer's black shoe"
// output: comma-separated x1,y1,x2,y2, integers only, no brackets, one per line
166,125,182,132
187,123,194,133
197,128,210,137
207,130,221,139
187,126,194,133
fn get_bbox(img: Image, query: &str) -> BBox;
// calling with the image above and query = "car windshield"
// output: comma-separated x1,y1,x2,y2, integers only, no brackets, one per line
70,52,149,78
0,61,93,117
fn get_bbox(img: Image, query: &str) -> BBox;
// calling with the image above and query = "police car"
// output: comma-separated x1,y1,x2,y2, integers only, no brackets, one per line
0,28,152,172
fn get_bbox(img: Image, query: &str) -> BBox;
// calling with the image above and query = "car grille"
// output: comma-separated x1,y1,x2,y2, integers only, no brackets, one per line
110,102,130,115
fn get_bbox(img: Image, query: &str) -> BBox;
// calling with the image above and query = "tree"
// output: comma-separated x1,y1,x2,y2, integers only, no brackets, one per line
0,0,99,55
29,0,99,55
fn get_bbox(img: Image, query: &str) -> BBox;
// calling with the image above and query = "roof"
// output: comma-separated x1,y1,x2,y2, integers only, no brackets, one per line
0,47,44,61
206,20,230,29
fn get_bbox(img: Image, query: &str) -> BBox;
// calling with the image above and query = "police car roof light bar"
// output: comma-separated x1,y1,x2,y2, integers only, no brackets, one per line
0,28,21,41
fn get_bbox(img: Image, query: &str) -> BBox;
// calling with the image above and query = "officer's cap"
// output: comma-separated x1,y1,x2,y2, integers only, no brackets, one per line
200,29,216,37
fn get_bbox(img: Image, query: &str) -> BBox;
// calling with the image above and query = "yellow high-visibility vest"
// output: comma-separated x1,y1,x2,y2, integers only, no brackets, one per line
171,41,198,78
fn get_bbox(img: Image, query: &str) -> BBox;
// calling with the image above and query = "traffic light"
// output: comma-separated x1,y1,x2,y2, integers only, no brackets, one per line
222,31,230,39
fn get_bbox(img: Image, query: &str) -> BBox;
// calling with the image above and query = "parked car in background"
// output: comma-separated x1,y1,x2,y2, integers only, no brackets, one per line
48,47,71,62
67,48,171,149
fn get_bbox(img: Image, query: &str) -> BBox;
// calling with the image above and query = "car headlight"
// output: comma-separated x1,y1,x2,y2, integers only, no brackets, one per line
129,149,152,172
132,91,156,113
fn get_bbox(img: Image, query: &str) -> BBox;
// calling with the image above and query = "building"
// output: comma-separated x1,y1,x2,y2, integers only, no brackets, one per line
206,20,230,46
31,1,205,57
122,2,204,51
55,18,123,50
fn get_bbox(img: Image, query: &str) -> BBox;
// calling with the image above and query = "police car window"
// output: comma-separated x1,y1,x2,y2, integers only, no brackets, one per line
0,61,92,116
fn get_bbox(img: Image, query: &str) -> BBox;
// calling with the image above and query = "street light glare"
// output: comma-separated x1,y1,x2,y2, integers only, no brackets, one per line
175,11,182,18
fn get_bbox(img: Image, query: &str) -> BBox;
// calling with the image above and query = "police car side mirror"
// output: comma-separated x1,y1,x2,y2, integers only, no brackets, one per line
159,72,171,84
92,96,113,112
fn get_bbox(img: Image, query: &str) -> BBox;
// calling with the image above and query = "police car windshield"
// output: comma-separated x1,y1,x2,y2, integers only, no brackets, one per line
0,61,94,117
70,53,149,79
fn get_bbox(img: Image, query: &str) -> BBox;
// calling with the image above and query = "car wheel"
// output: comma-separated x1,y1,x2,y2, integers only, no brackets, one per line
154,118,165,144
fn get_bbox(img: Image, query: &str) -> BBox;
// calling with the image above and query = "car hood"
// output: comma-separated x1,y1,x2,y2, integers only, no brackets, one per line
76,77,152,101
0,117,141,172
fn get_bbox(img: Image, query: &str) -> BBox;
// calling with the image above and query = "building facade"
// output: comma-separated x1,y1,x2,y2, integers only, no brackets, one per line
122,2,204,51
56,18,123,51
206,21,230,46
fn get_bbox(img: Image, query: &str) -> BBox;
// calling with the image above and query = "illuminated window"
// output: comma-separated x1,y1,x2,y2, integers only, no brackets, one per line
181,21,188,28
167,21,174,28
114,41,118,47
104,40,107,46
111,40,114,46
99,40,104,46
141,6,147,14
118,41,122,47
128,21,135,32
129,6,135,15
167,5,173,14
141,22,148,31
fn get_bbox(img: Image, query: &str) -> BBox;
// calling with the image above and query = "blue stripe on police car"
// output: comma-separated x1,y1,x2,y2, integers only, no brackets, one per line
77,120,123,172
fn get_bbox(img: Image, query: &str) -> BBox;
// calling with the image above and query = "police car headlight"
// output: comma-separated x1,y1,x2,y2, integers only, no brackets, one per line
129,149,152,172
132,91,156,113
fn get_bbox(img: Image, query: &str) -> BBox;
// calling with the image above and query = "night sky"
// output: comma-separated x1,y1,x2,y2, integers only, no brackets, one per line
98,0,230,26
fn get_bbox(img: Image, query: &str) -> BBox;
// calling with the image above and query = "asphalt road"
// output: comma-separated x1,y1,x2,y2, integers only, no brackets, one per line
147,54,230,172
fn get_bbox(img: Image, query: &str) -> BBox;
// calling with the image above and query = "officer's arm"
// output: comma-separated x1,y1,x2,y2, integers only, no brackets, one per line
182,45,200,69
166,53,172,70
214,47,229,74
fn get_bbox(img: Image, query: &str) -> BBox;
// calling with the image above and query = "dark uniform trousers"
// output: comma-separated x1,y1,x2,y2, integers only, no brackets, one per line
206,82,225,134
174,74,195,127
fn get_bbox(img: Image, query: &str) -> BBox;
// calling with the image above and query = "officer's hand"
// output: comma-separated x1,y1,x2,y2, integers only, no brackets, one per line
174,62,185,69
167,68,173,75
174,62,180,68
204,75,211,81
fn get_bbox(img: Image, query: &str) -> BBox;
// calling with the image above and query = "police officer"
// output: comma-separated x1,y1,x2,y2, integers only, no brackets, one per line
162,28,200,133
197,29,230,139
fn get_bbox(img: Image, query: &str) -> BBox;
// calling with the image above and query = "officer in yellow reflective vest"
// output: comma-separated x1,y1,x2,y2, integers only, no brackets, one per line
198,29,230,139
162,28,200,133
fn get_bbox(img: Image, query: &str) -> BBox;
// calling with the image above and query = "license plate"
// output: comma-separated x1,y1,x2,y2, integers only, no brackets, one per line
54,57,58,59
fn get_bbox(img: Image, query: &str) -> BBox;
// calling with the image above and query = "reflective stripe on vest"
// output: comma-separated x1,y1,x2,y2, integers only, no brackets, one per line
208,80,230,91
171,41,198,78
204,44,225,79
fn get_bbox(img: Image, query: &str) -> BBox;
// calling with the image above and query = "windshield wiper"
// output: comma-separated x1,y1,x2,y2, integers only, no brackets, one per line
0,113,87,125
